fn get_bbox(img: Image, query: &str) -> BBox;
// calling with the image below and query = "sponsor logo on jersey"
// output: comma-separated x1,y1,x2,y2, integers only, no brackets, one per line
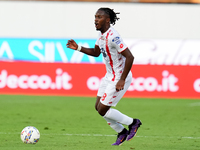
112,36,121,45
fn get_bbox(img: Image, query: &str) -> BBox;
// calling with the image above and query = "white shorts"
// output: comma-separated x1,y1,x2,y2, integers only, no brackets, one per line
97,76,132,107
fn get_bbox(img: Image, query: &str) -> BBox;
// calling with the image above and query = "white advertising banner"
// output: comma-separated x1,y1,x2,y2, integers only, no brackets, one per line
126,39,200,66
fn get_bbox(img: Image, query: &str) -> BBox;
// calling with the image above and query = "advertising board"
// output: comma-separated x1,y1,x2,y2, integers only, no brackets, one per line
0,61,199,98
1,38,200,65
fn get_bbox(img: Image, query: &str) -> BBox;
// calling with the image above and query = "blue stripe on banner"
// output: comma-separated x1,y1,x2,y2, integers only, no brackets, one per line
0,38,103,63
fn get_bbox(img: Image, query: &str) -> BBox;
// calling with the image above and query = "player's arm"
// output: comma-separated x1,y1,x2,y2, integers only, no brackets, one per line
66,39,101,57
120,48,134,80
116,48,134,91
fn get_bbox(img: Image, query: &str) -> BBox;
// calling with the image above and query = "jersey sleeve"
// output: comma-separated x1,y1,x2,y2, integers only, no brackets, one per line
111,35,128,53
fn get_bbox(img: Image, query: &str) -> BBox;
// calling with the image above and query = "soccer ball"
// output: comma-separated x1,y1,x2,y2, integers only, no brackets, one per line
20,126,40,144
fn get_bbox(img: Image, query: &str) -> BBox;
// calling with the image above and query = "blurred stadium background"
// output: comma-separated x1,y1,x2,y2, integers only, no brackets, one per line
0,0,200,98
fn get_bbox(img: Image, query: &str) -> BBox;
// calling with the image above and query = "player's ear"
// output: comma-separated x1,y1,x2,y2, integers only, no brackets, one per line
106,17,110,24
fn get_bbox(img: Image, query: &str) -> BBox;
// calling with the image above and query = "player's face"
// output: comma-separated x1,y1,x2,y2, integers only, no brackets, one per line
95,10,109,33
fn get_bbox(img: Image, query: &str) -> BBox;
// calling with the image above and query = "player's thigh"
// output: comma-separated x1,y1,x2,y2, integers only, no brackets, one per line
95,96,101,111
115,77,132,101
97,77,108,97
100,77,132,107
96,77,108,110
100,83,118,106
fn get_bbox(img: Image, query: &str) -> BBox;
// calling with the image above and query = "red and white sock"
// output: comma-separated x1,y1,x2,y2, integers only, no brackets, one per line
103,108,133,126
103,117,124,133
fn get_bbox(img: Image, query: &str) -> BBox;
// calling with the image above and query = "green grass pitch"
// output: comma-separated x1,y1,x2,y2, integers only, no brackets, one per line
0,95,199,150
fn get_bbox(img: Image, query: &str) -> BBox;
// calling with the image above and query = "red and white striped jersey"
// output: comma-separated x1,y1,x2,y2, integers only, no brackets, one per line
95,27,132,82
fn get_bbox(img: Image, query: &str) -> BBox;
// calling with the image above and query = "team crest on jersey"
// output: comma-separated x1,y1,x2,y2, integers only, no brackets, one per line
100,48,107,57
112,36,121,45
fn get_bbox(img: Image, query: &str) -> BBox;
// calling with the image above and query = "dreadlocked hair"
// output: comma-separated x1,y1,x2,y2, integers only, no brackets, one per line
98,8,120,25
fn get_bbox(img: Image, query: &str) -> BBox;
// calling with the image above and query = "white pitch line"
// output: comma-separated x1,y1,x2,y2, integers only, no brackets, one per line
65,134,200,139
1,132,200,139
190,102,200,107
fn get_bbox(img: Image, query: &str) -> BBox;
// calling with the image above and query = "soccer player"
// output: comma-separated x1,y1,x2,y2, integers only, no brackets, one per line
66,7,142,146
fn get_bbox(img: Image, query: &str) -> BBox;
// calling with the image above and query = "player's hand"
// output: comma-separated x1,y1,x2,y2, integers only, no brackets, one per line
66,39,78,50
116,79,125,92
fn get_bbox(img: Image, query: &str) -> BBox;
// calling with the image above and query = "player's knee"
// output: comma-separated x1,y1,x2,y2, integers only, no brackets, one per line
95,96,101,111
95,100,110,116
95,102,100,111
98,110,105,116
97,108,107,116
95,104,98,111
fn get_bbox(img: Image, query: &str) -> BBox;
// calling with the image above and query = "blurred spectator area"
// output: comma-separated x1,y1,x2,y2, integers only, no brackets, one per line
0,0,199,3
